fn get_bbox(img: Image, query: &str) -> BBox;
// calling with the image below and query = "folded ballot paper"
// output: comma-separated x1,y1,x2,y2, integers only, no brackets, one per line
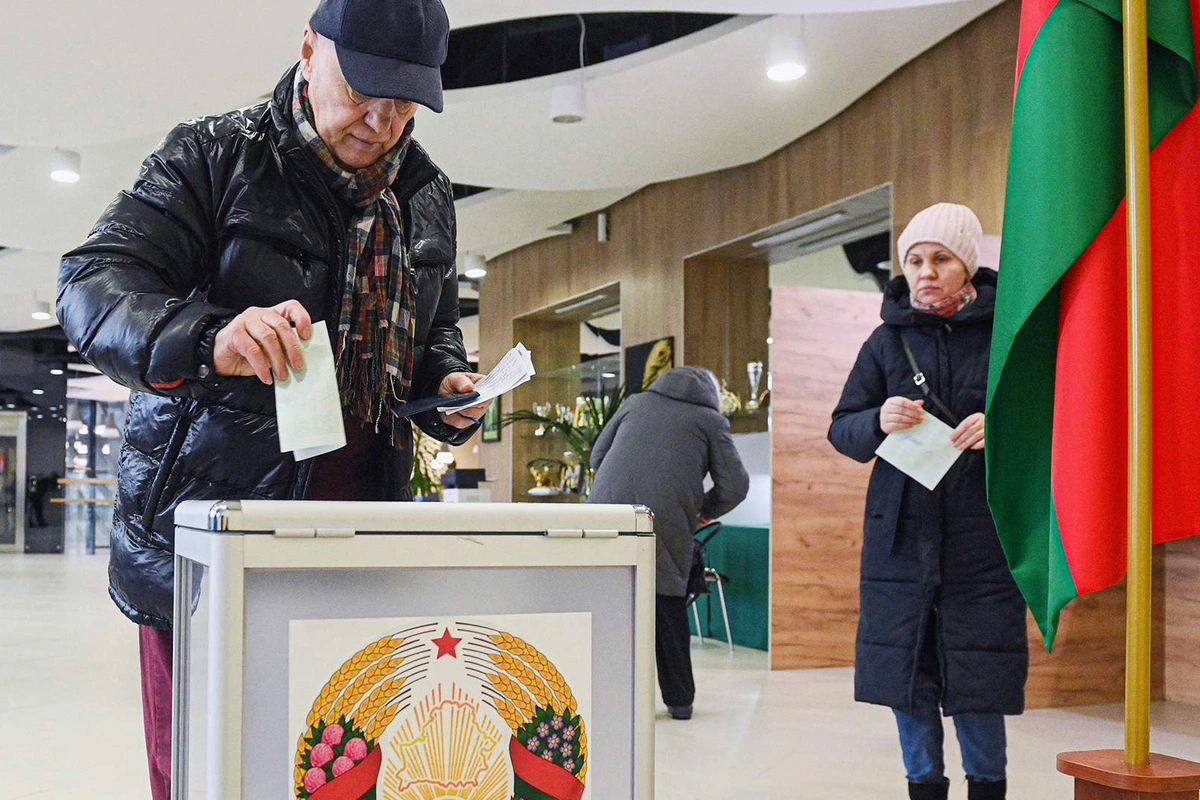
439,342,536,413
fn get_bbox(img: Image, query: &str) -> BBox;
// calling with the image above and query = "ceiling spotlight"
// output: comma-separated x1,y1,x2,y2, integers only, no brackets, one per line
31,299,52,321
463,254,488,280
50,148,81,183
32,389,45,395
550,82,586,124
766,17,807,82
50,368,65,376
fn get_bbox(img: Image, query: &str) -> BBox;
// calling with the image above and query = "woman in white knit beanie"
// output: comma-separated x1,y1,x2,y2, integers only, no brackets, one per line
828,203,1026,800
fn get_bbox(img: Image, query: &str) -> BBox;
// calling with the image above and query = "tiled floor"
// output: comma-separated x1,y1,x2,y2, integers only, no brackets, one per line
2,543,1198,799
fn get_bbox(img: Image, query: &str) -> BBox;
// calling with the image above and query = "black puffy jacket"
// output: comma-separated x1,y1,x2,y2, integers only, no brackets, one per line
58,65,473,630
827,270,1028,716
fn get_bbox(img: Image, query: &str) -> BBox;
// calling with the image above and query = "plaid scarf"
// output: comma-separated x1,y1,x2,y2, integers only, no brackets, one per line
911,280,978,318
293,69,417,447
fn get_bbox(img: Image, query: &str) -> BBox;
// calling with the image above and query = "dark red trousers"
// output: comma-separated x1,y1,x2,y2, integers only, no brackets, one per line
139,625,173,800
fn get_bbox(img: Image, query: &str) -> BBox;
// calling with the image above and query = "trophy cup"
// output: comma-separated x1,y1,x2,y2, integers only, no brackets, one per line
745,361,764,412
532,402,552,436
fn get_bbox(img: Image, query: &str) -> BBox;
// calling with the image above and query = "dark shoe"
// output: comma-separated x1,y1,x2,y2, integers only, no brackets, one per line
667,705,693,720
908,780,949,800
968,779,1006,800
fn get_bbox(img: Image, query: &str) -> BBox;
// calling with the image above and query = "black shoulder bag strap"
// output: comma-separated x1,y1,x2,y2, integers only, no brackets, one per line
899,330,960,427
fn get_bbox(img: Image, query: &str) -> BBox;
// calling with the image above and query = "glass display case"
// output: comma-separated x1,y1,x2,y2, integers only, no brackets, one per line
509,354,621,501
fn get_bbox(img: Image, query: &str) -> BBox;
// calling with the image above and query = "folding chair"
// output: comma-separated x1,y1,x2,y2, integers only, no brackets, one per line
686,521,734,653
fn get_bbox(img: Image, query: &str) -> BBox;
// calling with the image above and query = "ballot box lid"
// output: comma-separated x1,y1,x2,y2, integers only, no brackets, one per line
174,499,654,536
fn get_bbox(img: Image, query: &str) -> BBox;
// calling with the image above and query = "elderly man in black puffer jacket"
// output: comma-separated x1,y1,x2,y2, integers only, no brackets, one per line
56,1,487,796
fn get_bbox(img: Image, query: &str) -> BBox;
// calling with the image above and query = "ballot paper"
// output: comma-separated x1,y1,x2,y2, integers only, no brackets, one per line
274,320,346,461
874,413,964,491
439,342,536,413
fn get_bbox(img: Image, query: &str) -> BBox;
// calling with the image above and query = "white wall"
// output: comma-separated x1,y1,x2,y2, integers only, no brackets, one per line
769,246,884,292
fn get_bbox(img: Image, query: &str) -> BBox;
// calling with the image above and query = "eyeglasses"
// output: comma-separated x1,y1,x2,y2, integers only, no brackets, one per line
344,82,417,115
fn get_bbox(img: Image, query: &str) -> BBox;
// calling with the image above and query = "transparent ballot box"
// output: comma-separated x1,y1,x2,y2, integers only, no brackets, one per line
171,500,656,800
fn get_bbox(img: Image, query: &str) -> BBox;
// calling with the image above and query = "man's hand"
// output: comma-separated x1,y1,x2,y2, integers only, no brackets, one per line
213,300,312,385
438,372,492,429
951,412,986,451
880,396,925,434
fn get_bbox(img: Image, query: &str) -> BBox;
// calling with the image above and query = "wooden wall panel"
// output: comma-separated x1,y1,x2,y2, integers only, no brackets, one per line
1166,537,1200,705
682,255,770,405
770,287,881,669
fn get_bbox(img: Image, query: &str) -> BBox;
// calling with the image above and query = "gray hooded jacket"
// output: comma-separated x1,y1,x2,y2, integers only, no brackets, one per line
588,366,750,596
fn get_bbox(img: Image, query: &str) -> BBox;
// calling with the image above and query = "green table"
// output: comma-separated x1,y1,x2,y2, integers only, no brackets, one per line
687,524,769,651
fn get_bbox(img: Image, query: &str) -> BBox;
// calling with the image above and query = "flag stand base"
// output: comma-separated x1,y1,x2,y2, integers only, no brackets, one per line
1058,751,1200,799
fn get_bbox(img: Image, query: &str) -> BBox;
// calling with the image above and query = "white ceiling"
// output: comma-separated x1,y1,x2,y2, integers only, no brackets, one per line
0,0,1002,332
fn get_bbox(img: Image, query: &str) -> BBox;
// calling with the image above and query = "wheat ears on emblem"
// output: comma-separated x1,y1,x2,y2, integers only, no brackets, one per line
294,635,410,797
484,632,589,784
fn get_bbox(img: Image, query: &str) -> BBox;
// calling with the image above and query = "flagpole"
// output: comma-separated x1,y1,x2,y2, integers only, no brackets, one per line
1121,0,1153,768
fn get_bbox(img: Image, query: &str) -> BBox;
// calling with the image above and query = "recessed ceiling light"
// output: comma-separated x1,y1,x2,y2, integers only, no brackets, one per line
31,389,44,395
50,368,64,376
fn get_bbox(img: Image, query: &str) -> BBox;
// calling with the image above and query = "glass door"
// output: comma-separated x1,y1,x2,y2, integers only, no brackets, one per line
0,412,27,552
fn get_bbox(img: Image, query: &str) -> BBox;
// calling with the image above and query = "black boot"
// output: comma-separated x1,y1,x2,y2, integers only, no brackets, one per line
968,778,1006,800
908,780,949,800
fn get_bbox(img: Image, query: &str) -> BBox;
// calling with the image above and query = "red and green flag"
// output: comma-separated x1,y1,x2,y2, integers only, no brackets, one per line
986,0,1200,649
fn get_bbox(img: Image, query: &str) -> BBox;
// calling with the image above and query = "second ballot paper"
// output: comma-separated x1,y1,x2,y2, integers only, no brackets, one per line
439,342,536,413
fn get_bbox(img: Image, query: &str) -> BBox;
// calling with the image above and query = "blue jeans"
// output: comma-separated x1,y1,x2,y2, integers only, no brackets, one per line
894,709,1007,783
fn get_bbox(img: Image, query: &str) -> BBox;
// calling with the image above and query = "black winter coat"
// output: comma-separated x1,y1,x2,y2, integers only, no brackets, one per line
827,270,1028,716
57,65,473,630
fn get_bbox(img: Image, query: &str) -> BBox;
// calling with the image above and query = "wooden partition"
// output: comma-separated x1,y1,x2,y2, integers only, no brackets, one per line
770,286,880,667
683,255,771,432
1166,537,1200,705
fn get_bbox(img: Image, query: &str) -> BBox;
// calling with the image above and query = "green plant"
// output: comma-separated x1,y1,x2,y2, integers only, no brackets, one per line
502,383,627,469
409,427,443,498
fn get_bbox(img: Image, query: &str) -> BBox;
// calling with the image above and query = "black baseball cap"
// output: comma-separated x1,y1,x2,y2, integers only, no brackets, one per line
310,0,450,112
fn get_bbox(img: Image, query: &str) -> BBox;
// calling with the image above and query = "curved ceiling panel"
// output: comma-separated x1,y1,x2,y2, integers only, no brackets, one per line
447,0,982,28
1,0,990,146
456,186,640,258
422,0,1001,190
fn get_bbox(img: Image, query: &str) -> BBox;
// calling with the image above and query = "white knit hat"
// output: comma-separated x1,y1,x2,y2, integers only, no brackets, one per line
897,203,984,277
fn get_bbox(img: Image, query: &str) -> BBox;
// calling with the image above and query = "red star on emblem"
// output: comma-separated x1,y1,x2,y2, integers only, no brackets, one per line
432,628,463,659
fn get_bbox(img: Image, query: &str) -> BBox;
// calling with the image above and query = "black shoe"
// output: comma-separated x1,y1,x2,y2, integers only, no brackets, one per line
968,778,1006,800
667,705,693,720
908,780,949,800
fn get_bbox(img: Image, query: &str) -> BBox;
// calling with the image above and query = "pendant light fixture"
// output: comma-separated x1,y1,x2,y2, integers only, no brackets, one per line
551,14,588,123
766,16,807,82
50,149,82,183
